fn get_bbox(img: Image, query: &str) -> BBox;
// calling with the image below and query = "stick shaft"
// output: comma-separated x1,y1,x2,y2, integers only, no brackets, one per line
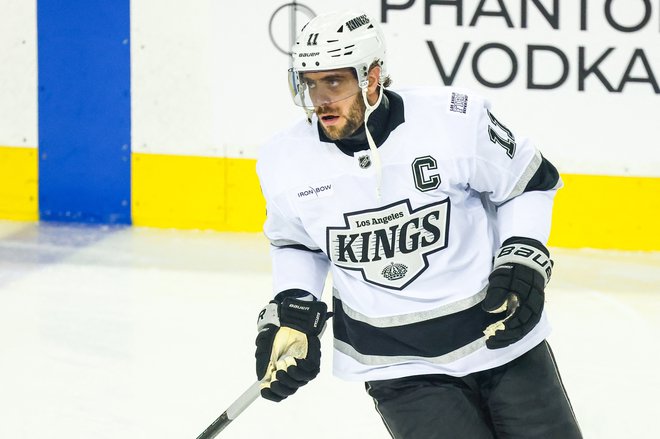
196,382,261,439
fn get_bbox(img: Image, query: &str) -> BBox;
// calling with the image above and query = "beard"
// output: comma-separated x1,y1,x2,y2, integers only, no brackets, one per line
317,94,366,140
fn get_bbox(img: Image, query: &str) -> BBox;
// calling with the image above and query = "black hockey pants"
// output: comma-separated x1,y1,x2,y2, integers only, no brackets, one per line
365,340,582,439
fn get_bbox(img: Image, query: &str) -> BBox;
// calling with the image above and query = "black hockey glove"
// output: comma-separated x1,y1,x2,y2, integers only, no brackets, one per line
482,237,553,349
255,295,331,402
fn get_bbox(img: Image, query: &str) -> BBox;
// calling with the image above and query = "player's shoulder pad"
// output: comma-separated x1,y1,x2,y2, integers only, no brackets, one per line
395,85,489,122
257,118,316,172
259,118,315,157
256,117,321,199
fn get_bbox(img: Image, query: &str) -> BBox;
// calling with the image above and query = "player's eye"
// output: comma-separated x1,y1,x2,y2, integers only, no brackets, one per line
325,78,342,88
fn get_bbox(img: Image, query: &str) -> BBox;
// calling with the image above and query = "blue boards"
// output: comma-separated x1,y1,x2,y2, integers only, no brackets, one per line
38,0,131,223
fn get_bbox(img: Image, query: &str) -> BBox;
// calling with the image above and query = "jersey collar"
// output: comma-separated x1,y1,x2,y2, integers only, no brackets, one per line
317,89,405,157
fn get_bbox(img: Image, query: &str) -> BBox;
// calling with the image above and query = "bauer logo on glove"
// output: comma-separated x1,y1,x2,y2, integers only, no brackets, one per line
482,237,553,349
254,297,331,402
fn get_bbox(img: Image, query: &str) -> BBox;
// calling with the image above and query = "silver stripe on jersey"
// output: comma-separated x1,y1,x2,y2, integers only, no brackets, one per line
505,149,543,203
269,238,321,251
333,286,487,328
334,337,486,366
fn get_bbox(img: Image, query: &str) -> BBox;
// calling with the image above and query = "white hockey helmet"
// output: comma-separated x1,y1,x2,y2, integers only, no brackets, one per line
288,10,387,109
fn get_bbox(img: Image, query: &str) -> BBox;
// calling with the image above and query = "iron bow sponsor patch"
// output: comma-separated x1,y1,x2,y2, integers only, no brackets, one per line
296,182,334,201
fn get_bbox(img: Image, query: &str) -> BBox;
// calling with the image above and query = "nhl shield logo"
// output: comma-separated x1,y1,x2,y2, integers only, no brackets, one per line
326,198,451,290
358,155,371,169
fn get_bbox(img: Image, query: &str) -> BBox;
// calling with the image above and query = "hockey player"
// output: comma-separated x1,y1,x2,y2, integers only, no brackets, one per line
254,10,582,438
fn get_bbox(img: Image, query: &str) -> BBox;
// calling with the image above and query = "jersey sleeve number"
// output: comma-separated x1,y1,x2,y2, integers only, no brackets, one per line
487,110,516,159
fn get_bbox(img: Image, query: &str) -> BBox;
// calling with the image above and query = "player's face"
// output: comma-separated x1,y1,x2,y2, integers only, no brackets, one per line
316,92,366,140
301,69,365,140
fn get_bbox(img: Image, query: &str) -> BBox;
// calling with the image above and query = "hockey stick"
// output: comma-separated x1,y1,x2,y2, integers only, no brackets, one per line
196,381,261,439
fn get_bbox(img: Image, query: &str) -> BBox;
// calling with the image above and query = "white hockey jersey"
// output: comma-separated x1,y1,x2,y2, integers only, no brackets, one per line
256,87,561,382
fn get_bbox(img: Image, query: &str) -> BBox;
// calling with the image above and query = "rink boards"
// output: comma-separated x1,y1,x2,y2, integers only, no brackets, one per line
1,147,658,250
0,1,658,250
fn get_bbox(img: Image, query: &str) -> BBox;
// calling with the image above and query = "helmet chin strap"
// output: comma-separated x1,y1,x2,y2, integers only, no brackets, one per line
362,84,385,201
305,108,314,125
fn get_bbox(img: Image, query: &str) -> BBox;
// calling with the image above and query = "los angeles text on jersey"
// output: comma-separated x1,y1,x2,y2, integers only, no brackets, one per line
326,199,450,290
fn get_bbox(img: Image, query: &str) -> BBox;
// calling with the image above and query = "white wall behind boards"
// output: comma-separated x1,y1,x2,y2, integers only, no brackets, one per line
131,0,217,157
1,1,657,176
380,0,660,176
202,0,658,176
0,0,37,148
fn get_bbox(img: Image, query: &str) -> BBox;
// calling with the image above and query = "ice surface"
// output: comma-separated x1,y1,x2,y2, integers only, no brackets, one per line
0,220,658,438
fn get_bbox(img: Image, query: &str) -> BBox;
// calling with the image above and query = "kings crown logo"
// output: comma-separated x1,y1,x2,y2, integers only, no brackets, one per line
382,262,408,281
326,198,450,290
